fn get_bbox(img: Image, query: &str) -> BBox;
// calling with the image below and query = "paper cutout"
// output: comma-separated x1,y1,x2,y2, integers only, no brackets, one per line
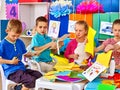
6,0,18,4
82,62,106,81
70,71,85,79
48,20,60,38
57,76,83,82
96,50,112,67
82,51,112,81
85,26,96,57
100,21,113,36
68,20,76,33
6,4,18,19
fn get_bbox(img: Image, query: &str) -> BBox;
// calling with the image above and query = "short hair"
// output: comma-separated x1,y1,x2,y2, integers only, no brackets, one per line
112,19,120,28
36,16,48,26
75,20,89,34
7,19,22,34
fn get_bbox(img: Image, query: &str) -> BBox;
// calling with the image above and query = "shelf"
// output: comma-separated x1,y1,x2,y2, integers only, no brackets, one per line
20,35,33,38
19,2,49,5
18,2,49,29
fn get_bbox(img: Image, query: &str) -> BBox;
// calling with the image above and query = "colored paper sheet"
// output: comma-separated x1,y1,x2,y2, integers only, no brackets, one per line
96,50,112,67
69,13,93,27
97,84,116,90
85,27,96,57
57,76,83,82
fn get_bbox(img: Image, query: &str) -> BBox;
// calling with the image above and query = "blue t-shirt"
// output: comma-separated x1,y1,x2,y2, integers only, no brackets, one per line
31,33,52,62
0,38,27,78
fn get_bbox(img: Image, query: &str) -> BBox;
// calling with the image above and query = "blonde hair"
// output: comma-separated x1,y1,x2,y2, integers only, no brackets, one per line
7,19,22,34
75,20,89,35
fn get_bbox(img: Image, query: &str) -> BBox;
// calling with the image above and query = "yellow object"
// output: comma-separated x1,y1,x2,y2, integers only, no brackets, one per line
44,71,58,80
85,26,96,57
102,79,114,85
96,51,112,68
54,62,77,71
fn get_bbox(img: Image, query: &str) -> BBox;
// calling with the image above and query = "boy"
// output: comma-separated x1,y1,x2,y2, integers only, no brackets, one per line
31,16,69,73
0,19,42,90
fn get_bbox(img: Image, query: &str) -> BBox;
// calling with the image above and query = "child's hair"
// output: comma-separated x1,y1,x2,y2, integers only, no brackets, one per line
75,20,89,34
7,19,22,34
112,19,120,28
36,16,48,26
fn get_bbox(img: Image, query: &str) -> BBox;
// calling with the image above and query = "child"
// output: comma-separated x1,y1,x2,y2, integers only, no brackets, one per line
64,20,91,68
31,16,69,73
95,19,120,77
0,19,42,90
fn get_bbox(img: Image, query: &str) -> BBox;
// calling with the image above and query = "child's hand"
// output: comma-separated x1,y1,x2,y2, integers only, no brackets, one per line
104,44,114,52
33,51,41,56
115,65,120,69
73,54,79,60
10,57,19,65
50,41,57,49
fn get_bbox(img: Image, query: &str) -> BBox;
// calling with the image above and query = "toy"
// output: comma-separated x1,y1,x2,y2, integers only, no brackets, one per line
26,29,32,36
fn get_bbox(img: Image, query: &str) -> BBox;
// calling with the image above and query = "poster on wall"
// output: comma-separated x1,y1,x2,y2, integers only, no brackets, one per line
68,20,76,33
48,20,60,38
99,21,113,36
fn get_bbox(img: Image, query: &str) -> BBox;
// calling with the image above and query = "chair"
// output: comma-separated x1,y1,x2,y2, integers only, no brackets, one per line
0,65,16,90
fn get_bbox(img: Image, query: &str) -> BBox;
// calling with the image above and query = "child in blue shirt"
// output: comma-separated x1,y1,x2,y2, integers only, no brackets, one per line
0,19,42,90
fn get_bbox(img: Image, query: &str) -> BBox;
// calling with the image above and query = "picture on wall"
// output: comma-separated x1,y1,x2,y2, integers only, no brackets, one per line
99,21,113,36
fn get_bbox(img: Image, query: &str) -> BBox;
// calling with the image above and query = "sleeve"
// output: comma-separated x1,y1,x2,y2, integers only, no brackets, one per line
19,39,27,54
0,43,3,57
64,41,72,59
31,36,40,50
102,39,111,47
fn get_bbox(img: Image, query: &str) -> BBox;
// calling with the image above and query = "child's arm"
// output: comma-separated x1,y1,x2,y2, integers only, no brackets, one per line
33,41,56,55
94,44,105,53
0,57,19,65
114,41,120,51
68,54,79,60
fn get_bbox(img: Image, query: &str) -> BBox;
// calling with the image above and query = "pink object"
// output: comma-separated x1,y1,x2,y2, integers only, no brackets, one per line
6,4,18,19
76,0,104,14
22,22,26,31
57,76,82,82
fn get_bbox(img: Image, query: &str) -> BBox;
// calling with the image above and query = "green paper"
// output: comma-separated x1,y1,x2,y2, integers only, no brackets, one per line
97,84,116,90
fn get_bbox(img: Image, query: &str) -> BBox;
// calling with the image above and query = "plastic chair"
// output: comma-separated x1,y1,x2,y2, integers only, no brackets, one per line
0,65,16,90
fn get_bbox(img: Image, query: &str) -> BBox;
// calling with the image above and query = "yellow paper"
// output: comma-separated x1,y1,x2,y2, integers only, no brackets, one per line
50,53,69,65
54,62,75,71
85,27,96,57
102,79,114,85
96,51,112,67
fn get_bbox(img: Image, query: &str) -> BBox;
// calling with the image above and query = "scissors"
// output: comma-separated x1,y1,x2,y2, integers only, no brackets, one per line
15,53,20,59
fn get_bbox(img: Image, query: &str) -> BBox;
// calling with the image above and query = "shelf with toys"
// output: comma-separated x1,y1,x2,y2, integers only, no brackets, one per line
19,2,49,47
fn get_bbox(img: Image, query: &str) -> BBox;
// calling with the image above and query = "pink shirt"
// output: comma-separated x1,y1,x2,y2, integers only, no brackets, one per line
64,39,91,63
64,39,78,62
102,38,120,65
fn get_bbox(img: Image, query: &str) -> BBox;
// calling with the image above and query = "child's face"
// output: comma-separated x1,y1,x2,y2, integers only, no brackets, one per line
36,21,48,35
6,30,21,42
112,24,120,38
75,24,87,38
